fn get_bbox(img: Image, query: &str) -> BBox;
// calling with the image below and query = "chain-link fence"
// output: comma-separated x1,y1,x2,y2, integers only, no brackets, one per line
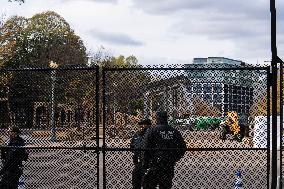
103,65,270,189
0,66,100,188
0,64,277,188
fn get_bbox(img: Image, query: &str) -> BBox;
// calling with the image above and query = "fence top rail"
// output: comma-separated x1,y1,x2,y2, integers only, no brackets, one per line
103,66,270,72
0,66,99,72
0,65,269,72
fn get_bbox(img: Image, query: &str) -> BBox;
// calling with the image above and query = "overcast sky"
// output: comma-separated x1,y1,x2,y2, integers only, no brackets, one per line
1,0,284,66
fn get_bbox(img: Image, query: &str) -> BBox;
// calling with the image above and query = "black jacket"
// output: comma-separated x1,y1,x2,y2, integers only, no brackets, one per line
142,124,186,168
1,136,27,173
130,128,149,164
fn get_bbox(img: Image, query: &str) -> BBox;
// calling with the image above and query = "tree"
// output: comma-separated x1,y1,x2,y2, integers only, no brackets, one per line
89,54,150,125
87,46,112,66
83,50,149,125
0,11,88,128
106,55,147,115
250,69,283,117
0,11,87,68
0,13,6,29
192,96,222,117
125,55,138,66
0,16,27,68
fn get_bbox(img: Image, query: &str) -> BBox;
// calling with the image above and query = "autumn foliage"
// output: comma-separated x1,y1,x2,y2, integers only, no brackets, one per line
250,69,283,117
0,11,87,68
192,96,222,117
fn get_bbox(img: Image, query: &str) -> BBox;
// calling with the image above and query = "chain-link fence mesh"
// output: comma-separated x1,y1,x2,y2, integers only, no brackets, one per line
104,150,267,189
103,66,269,148
103,65,270,188
0,67,98,147
0,65,273,188
22,149,98,189
0,67,99,188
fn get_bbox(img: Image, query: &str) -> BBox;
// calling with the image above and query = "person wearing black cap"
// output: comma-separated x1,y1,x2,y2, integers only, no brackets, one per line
142,111,186,189
130,118,152,189
0,126,28,189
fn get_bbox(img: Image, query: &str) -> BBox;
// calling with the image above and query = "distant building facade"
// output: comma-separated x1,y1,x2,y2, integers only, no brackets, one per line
185,57,266,119
0,84,94,129
143,76,194,119
141,57,266,121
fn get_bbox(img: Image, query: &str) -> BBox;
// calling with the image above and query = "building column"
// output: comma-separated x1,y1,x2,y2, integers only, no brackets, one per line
143,91,151,119
182,84,194,115
167,87,173,116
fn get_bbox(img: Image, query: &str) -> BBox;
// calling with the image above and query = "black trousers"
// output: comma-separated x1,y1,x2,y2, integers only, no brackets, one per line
132,163,144,189
0,167,22,189
142,166,175,189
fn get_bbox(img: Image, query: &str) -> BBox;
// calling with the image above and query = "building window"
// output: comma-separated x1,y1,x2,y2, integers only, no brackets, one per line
228,94,233,104
242,105,246,114
204,94,212,103
192,84,202,93
233,86,238,94
232,104,238,112
245,105,250,114
245,96,250,103
224,94,229,103
249,96,253,105
172,88,178,107
213,94,222,103
241,95,245,102
237,95,242,104
235,86,240,94
228,85,233,94
224,84,228,93
237,105,242,113
241,88,246,95
203,84,212,93
233,94,238,104
224,104,229,113
246,89,250,96
213,84,222,93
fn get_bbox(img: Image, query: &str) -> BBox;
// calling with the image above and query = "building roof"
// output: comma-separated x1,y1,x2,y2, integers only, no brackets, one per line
192,57,247,66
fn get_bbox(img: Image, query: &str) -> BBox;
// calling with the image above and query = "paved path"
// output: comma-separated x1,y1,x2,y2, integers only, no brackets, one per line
0,130,269,188
10,148,266,189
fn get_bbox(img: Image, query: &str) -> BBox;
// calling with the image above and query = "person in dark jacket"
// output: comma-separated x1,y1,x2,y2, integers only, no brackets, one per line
0,126,28,189
130,118,152,189
142,111,186,189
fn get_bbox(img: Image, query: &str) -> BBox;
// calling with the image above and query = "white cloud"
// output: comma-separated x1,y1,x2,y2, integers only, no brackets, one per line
88,28,143,46
1,0,283,65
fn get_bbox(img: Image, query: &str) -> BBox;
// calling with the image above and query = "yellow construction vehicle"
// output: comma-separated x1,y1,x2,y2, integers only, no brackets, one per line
220,111,244,142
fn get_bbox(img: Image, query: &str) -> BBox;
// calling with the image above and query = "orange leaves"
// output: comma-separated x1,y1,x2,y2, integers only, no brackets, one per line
249,69,283,117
